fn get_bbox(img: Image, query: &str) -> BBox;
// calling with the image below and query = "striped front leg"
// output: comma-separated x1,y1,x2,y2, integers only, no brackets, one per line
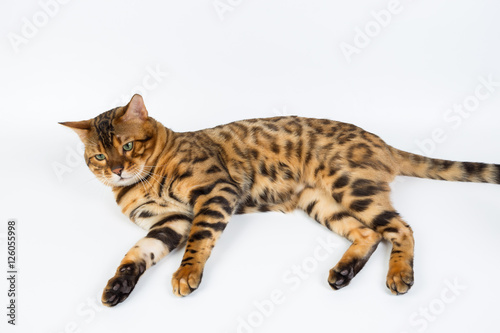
172,181,239,297
102,214,192,307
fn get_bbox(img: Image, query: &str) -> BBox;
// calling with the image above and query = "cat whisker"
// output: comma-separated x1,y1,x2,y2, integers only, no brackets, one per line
135,170,161,197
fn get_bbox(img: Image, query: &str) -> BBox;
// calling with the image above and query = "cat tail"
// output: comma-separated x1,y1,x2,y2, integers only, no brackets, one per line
389,147,500,184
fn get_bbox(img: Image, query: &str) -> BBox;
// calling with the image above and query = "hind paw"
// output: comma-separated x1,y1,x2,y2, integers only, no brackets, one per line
386,264,414,295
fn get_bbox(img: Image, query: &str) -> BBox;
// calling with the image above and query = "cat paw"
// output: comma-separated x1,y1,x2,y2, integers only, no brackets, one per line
328,263,355,290
386,264,414,295
102,262,145,307
172,265,203,297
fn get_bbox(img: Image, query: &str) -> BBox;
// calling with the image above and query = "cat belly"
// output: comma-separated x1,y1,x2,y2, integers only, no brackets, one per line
235,183,303,214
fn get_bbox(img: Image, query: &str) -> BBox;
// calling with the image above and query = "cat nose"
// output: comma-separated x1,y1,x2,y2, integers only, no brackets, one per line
112,167,124,176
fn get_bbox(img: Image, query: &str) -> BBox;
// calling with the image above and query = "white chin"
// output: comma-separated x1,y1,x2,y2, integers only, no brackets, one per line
112,175,137,187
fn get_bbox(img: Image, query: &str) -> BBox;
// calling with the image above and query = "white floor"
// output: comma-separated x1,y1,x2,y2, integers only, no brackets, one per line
1,1,500,332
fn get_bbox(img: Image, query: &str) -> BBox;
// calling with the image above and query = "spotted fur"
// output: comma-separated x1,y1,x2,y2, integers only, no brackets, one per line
60,95,500,306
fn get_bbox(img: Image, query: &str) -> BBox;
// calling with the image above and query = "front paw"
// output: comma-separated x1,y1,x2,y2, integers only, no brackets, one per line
102,262,145,307
172,265,204,297
328,263,355,290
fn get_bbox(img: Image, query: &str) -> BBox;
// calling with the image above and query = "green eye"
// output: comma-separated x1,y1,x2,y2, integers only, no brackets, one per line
95,154,106,161
123,142,134,151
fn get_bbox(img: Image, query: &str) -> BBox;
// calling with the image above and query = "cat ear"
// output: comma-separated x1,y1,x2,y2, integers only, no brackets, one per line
59,120,91,141
122,94,148,122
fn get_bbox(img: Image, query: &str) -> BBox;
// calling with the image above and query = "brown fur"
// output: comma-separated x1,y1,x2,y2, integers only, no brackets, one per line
60,95,500,306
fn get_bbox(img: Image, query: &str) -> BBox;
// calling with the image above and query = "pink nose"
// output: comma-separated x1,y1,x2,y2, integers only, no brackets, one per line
112,167,123,176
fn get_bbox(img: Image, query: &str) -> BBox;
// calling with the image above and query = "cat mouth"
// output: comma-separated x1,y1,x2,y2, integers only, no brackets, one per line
113,175,137,186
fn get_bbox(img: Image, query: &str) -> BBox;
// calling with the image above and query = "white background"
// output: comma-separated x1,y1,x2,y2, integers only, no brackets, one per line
1,0,500,332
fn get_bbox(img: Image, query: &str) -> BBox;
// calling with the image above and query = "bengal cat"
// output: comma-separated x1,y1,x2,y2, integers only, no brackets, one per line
60,94,500,307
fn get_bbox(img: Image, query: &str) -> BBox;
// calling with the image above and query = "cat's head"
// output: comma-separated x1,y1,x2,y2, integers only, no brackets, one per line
60,94,159,187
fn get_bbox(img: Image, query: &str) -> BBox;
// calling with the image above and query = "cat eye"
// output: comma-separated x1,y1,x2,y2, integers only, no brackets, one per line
95,154,106,161
123,142,134,151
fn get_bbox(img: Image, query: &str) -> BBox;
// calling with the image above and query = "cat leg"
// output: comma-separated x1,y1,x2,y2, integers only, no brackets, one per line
298,188,382,290
172,181,240,297
102,215,192,306
332,177,415,295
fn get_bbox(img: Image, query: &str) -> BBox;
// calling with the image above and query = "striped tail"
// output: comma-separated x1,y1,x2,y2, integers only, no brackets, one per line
390,147,500,184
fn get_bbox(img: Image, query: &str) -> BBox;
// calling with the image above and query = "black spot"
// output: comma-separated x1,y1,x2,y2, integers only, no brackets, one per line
259,162,269,177
206,165,222,174
196,208,225,219
285,140,294,158
278,162,294,179
116,185,135,204
168,187,185,204
259,188,271,201
332,191,344,203
334,175,350,188
372,211,399,228
314,164,325,177
306,200,318,215
330,212,351,221
230,122,250,138
232,143,247,158
307,131,318,151
220,186,239,196
129,200,155,219
249,149,259,159
268,165,277,181
383,227,399,234
495,164,500,184
439,160,454,171
463,162,487,176
192,155,209,164
189,179,231,206
181,257,194,263
264,123,279,131
240,196,258,208
190,230,213,241
138,210,154,219
337,133,357,145
195,221,227,232
270,142,280,154
351,179,386,197
150,214,192,229
159,175,168,198
146,227,182,252
150,253,155,260
328,168,338,177
296,139,303,160
349,199,373,212
220,131,232,141
258,205,271,212
304,151,313,165
204,196,233,214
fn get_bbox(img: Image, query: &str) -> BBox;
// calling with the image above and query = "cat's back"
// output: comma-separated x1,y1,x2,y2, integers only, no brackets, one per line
188,116,390,187
199,115,385,158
